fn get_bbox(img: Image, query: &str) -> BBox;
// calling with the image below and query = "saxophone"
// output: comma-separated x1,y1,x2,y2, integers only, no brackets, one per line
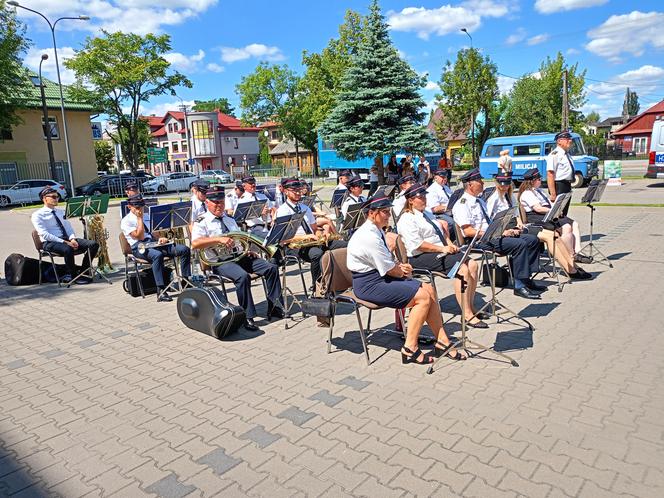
87,215,112,272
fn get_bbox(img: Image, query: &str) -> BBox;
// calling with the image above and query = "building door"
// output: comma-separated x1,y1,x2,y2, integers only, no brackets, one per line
202,158,212,170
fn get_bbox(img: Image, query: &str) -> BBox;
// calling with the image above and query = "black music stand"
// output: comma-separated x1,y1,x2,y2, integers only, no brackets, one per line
373,185,397,200
258,185,276,202
233,199,267,231
476,207,534,331
541,192,573,291
330,189,347,209
578,179,612,267
341,203,366,233
427,231,519,374
301,196,316,209
120,197,158,218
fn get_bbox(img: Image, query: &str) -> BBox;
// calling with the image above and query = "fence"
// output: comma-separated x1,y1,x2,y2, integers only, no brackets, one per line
0,161,72,192
585,145,649,161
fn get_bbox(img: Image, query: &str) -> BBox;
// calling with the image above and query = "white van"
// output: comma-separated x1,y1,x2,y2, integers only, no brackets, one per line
646,116,664,178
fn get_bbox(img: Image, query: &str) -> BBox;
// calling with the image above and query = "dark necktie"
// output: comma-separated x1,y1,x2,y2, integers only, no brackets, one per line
424,213,447,246
51,210,68,240
534,189,551,207
378,229,390,251
216,217,228,233
443,185,452,197
505,194,513,208
202,202,207,212
290,202,301,214
477,198,491,224
565,153,575,180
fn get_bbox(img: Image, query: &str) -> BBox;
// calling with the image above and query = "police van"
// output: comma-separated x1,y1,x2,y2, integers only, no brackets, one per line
479,132,599,188
646,116,664,179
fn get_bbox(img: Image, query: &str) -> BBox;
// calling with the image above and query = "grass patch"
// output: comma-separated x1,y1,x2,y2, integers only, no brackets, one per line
571,202,664,208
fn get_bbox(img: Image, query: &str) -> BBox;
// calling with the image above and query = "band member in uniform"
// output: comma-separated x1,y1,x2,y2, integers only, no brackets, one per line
488,172,591,280
238,175,272,238
518,168,592,265
190,179,209,221
392,174,416,218
340,175,366,218
225,181,243,216
452,168,544,300
31,186,99,284
125,181,139,197
276,178,346,285
347,196,467,364
191,186,284,330
121,195,191,302
335,170,351,190
426,169,456,239
397,183,487,328
546,131,576,216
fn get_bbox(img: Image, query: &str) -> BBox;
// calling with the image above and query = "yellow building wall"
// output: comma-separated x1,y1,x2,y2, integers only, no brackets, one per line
0,109,97,187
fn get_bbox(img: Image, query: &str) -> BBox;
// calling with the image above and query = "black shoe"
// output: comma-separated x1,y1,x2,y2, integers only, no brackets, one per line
75,277,91,285
466,319,489,329
574,254,593,264
525,280,547,292
513,288,541,300
243,319,259,331
476,312,491,320
267,304,285,320
61,274,73,284
570,268,592,280
158,292,173,302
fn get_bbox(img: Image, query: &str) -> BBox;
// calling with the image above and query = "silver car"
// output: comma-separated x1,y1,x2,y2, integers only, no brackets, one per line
0,179,69,207
142,172,198,193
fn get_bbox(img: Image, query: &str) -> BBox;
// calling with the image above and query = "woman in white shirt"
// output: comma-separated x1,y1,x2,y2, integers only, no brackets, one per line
397,183,486,328
347,196,466,365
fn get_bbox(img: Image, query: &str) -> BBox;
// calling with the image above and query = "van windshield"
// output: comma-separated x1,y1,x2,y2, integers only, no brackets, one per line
570,138,586,155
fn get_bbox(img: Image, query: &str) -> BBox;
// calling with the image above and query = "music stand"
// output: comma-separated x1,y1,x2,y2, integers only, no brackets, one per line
578,179,612,267
64,194,112,286
476,207,534,331
330,189,347,209
373,185,397,200
301,196,316,209
259,185,276,202
542,192,571,224
149,202,192,297
341,203,366,233
232,199,267,231
427,231,519,374
120,197,158,218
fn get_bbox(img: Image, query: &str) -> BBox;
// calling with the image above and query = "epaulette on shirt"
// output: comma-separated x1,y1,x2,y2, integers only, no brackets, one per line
551,149,559,155
195,214,206,223
460,198,466,204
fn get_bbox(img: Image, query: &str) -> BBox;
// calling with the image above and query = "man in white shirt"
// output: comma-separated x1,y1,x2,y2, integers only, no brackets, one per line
237,175,271,238
392,174,416,218
546,131,576,216
191,185,283,329
335,170,351,190
190,179,209,221
340,176,366,219
121,195,191,302
225,181,243,216
426,169,456,240
31,186,99,284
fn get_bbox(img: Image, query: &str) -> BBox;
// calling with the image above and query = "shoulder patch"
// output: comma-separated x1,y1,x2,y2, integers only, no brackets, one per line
551,149,559,155
460,198,466,204
194,214,206,223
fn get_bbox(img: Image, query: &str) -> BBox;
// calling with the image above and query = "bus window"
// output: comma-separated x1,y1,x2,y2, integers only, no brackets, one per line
513,144,542,156
544,142,555,154
485,144,507,157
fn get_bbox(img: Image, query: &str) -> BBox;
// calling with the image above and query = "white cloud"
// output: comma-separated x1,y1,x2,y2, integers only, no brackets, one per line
535,0,608,15
10,1,219,35
505,28,526,46
205,63,225,73
164,50,205,72
140,99,195,117
585,11,664,62
24,46,77,85
219,44,285,63
566,48,581,55
424,81,438,91
386,1,510,40
587,65,664,101
497,75,516,95
527,34,549,46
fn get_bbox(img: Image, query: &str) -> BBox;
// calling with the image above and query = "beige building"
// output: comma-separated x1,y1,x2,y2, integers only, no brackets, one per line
0,73,97,189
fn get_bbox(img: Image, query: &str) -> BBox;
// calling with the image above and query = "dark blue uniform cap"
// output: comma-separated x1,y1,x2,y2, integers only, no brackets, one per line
555,131,573,140
241,175,256,184
404,183,428,198
192,179,209,192
125,181,139,190
126,194,146,207
522,168,541,181
433,169,447,177
460,168,482,183
206,185,225,200
364,196,393,210
397,174,415,186
346,175,364,188
338,170,352,178
494,171,513,185
39,186,58,199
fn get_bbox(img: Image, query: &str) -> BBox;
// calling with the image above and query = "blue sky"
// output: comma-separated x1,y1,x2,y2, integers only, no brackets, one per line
14,0,664,125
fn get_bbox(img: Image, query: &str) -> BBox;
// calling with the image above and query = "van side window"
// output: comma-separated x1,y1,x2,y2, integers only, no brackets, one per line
485,145,506,156
513,144,541,156
544,142,556,154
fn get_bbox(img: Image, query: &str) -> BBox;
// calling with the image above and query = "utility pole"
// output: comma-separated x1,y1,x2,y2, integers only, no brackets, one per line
562,69,569,131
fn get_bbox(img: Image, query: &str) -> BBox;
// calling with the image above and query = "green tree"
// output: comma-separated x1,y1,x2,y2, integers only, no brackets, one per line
623,88,639,117
319,0,434,183
192,97,235,115
0,1,31,134
65,31,191,170
502,52,586,135
585,111,600,123
94,140,114,171
258,132,271,165
435,48,499,166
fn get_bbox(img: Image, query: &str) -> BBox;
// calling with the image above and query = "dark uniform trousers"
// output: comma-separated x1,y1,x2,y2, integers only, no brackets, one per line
478,233,540,281
43,238,99,276
213,256,282,319
132,243,191,287
289,239,348,286
554,180,572,216
434,213,457,242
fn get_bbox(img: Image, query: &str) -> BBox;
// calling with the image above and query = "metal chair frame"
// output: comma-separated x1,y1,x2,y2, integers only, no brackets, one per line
32,230,93,288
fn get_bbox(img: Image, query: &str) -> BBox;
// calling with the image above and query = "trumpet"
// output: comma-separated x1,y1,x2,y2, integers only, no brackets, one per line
137,240,173,255
199,231,278,266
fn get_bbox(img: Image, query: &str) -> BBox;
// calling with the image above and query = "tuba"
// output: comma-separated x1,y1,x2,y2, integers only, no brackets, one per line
199,231,277,266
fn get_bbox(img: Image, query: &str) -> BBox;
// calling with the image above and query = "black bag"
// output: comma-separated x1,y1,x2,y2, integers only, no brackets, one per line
177,287,246,340
300,298,335,318
4,254,41,286
122,268,172,297
482,262,510,287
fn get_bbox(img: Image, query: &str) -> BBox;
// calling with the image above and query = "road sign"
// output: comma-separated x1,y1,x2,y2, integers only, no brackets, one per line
147,147,167,164
188,158,195,166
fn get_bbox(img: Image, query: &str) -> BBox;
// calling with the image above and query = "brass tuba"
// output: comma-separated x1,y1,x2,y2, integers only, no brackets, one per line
199,231,277,266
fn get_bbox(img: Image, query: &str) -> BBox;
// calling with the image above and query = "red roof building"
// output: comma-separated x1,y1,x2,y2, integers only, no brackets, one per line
612,100,664,154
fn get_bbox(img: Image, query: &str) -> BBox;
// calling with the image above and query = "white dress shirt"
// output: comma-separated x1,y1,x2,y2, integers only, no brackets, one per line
520,188,551,213
425,181,451,214
191,195,207,221
397,210,446,257
340,194,365,218
191,211,239,241
238,191,272,227
31,206,76,243
392,191,407,217
275,201,316,237
347,220,396,276
452,192,490,232
546,145,574,181
121,211,154,247
486,190,517,218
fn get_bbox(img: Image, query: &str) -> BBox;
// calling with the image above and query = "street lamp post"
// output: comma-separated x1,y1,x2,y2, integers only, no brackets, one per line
460,27,476,167
176,96,194,174
37,54,57,179
8,1,89,194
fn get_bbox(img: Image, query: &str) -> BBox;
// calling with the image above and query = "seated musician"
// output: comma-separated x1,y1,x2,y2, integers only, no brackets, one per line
347,195,467,365
125,181,139,197
340,175,367,218
191,185,284,330
238,175,272,238
276,178,346,286
190,179,209,220
392,174,416,218
488,172,591,280
121,195,191,302
225,181,243,216
397,183,487,328
452,168,544,300
425,168,456,239
335,170,351,191
31,186,99,284
517,168,591,265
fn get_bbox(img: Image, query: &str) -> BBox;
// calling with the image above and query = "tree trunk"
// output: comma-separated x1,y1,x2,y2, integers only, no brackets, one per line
312,144,319,177
377,155,385,186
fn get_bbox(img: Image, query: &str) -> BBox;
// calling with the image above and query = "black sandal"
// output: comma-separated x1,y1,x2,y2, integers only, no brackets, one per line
434,341,467,361
401,346,433,365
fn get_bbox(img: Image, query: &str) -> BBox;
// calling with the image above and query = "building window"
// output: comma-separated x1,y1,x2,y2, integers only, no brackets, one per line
173,122,179,131
181,141,188,152
168,123,173,133
42,116,60,140
633,137,647,154
271,130,280,140
513,144,541,156
172,141,179,153
233,138,239,149
192,119,216,156
1,128,12,140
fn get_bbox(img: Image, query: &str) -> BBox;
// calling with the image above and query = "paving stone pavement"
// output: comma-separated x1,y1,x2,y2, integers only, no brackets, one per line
1,205,664,497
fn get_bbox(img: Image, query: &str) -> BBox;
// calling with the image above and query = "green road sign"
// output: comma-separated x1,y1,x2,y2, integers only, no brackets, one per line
147,147,168,164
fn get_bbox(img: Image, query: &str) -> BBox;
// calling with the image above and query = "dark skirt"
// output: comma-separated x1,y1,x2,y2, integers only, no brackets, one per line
352,270,421,309
526,212,574,230
409,251,464,274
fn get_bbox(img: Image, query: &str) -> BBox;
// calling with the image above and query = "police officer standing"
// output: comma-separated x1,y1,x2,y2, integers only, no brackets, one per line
546,131,575,216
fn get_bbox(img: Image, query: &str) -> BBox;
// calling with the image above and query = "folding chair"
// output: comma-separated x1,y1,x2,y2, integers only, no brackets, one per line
32,230,90,287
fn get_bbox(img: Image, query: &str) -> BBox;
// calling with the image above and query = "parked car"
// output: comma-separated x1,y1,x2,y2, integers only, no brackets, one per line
646,116,664,179
76,174,153,196
0,179,68,207
199,169,232,184
142,172,198,193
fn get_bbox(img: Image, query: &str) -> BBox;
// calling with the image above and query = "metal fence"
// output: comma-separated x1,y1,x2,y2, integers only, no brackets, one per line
0,161,72,191
585,146,649,161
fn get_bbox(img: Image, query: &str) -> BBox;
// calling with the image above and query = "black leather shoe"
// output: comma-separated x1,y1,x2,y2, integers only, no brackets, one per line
514,288,541,300
75,277,91,285
476,312,491,320
525,280,547,292
243,319,259,331
61,274,73,284
267,304,285,320
158,292,173,302
466,320,489,329
570,268,592,280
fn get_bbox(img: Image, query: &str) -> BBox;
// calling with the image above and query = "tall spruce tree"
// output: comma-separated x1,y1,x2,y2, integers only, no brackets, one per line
319,0,434,183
